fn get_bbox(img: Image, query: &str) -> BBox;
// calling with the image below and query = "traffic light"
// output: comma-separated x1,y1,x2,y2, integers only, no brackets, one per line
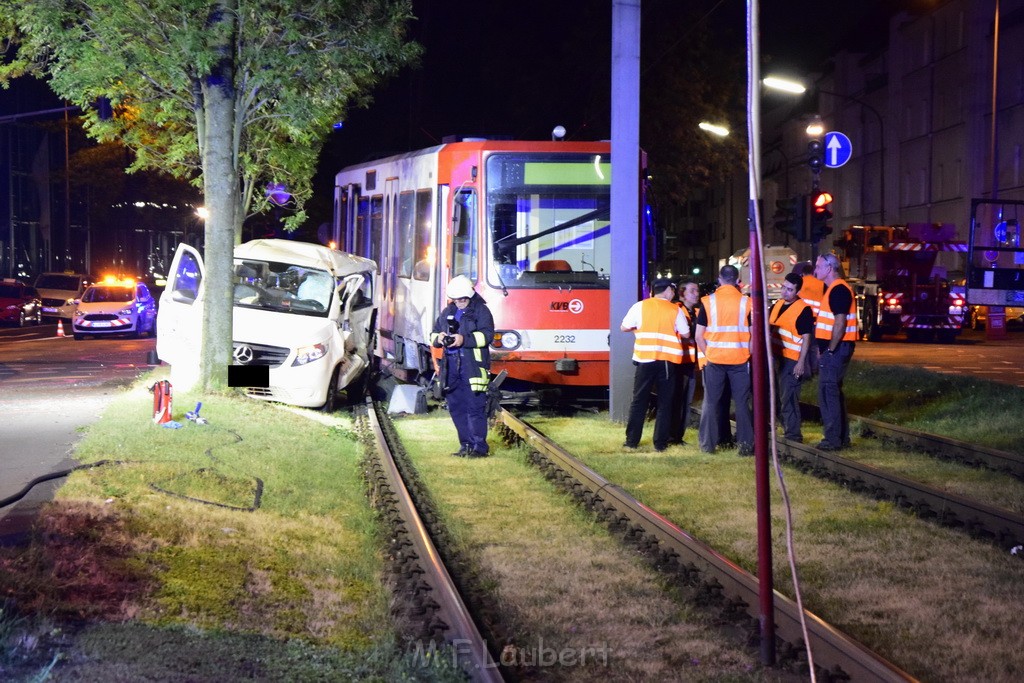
807,139,824,171
773,195,808,240
810,190,834,241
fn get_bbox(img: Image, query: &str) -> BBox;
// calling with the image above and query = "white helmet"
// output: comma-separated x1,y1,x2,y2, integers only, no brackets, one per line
446,275,476,300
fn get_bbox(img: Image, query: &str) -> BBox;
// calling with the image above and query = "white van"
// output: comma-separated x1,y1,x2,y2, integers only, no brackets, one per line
34,272,91,321
157,239,377,410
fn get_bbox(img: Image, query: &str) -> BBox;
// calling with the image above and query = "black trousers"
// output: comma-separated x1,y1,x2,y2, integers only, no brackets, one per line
625,360,678,450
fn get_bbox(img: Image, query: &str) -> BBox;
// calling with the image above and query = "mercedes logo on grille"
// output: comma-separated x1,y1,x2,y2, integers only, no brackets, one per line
233,344,254,364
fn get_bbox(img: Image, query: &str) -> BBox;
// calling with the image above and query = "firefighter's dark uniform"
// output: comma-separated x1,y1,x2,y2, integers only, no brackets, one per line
431,294,495,456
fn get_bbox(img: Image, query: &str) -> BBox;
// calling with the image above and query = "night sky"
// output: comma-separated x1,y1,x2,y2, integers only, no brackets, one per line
1,0,926,229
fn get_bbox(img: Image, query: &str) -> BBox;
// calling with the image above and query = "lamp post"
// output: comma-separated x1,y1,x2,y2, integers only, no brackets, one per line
764,76,886,225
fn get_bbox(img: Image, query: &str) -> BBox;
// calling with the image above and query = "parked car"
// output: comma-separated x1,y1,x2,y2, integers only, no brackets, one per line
72,278,157,339
34,272,91,322
0,279,43,327
157,239,377,411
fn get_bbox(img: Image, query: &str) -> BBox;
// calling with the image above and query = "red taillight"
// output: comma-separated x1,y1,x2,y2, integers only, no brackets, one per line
952,298,964,306
886,297,900,306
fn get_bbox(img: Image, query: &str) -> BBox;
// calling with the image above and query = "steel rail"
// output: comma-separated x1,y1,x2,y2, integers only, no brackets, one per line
363,402,503,683
777,437,1024,549
799,402,1024,479
498,408,916,682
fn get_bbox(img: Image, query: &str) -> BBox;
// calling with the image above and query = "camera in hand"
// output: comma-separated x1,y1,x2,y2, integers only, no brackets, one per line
442,315,460,347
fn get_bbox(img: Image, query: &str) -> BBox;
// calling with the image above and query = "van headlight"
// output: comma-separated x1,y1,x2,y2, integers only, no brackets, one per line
118,306,134,316
292,343,327,366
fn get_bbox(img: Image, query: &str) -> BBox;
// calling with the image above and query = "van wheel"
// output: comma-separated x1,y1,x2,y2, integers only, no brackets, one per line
320,366,341,413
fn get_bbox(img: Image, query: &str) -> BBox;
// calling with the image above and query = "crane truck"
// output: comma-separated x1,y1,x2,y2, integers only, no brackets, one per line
833,223,967,342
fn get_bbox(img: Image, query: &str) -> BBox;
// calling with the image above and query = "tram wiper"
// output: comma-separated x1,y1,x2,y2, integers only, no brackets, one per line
494,205,609,252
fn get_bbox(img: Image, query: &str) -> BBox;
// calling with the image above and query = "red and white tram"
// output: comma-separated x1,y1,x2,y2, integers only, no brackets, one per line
333,138,643,390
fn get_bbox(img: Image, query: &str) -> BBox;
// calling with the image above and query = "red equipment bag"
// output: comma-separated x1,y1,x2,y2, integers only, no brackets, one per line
152,380,173,424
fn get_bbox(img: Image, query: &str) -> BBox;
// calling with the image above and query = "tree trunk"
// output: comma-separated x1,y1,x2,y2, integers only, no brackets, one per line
200,74,237,392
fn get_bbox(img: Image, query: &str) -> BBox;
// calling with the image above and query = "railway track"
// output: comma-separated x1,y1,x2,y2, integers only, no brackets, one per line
679,403,1024,551
496,407,917,682
783,403,1024,549
359,400,503,683
799,402,1024,481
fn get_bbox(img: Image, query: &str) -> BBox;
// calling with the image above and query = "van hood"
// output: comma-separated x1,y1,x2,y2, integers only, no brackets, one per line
232,307,334,348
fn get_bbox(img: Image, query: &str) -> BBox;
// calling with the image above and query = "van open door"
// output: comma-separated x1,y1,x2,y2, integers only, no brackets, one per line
156,243,206,390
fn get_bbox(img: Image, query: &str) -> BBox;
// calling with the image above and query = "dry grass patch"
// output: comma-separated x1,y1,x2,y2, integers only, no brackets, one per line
528,411,1024,682
393,411,783,682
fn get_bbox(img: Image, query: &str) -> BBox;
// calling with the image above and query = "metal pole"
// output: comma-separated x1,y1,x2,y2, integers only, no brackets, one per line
609,0,641,421
990,0,1000,201
747,0,775,666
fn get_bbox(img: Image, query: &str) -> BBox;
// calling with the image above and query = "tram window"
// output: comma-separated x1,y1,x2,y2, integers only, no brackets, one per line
451,189,478,281
397,191,416,278
370,196,383,267
354,196,369,257
413,189,432,281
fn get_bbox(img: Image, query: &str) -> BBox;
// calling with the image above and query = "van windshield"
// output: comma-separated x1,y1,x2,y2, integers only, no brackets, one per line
35,274,82,291
232,260,334,317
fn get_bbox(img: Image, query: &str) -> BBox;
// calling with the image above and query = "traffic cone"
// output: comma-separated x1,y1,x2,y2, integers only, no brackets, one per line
56,320,65,337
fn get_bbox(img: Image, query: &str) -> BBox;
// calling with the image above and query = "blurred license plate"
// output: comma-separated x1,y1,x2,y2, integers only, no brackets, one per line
42,307,57,313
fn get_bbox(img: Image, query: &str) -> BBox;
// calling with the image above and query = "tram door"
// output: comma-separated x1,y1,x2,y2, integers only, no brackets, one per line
380,178,398,356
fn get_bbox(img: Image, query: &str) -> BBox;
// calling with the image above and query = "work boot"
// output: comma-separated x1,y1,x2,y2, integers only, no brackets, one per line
451,445,469,457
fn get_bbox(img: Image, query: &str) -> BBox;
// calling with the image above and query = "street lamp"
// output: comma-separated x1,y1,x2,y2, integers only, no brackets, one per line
763,75,886,224
698,121,729,137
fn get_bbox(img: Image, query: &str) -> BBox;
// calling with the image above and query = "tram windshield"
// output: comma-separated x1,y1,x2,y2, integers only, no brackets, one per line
486,152,611,289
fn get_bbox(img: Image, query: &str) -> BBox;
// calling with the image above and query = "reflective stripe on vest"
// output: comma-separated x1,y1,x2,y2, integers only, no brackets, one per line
633,297,684,363
701,287,751,365
815,279,858,341
769,299,809,361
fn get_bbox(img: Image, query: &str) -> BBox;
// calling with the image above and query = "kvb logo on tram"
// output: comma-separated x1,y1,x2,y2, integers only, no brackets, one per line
550,298,585,314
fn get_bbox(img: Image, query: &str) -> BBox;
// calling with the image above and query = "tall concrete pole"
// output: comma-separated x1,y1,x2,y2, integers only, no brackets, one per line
609,0,641,421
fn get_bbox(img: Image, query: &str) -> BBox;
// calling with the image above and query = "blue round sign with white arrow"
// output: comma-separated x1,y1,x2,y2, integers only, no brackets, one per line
824,131,852,168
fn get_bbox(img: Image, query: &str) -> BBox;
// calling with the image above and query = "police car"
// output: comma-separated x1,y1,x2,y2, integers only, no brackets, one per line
72,277,157,339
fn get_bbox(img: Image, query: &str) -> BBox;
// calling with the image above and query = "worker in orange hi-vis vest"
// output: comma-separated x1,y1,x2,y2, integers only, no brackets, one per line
813,253,858,451
695,265,753,455
669,280,701,445
769,273,815,443
620,278,690,452
794,260,825,375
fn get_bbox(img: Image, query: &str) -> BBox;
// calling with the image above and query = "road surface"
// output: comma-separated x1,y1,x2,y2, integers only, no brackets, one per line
0,324,157,542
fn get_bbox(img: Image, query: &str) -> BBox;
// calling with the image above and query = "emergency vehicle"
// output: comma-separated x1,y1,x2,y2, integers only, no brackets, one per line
721,245,798,299
833,223,967,342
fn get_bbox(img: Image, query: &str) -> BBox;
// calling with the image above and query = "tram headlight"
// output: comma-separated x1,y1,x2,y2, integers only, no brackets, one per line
492,330,521,351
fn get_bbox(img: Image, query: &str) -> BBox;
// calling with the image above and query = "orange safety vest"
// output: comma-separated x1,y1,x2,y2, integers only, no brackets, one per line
815,279,858,341
769,298,810,362
799,274,825,317
632,297,685,363
700,286,751,365
678,305,698,365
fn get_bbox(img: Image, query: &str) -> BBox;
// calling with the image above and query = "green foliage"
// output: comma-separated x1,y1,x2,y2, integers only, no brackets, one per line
0,0,419,220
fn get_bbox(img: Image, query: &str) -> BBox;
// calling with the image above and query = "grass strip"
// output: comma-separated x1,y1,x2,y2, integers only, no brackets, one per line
0,374,447,681
393,411,786,682
527,410,1024,682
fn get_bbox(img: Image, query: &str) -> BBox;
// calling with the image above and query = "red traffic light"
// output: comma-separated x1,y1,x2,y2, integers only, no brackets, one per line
813,191,833,210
